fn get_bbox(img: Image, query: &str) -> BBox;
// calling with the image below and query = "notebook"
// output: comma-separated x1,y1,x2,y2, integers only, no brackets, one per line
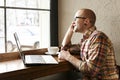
14,32,58,66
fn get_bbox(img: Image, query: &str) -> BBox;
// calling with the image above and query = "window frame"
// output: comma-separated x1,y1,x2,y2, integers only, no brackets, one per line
0,0,58,54
50,0,58,46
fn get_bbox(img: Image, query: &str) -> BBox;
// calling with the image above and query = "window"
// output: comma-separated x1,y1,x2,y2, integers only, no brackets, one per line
0,0,58,53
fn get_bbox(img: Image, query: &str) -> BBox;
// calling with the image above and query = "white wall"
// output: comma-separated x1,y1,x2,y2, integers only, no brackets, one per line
58,0,120,65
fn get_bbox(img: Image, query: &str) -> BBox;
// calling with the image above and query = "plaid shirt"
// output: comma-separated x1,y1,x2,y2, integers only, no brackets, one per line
79,27,119,80
62,27,119,80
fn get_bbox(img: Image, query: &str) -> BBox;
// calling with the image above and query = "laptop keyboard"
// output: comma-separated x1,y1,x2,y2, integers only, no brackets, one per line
25,55,58,64
25,55,46,63
31,55,46,63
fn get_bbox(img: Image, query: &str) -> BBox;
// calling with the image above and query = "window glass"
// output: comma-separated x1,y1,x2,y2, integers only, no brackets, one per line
6,0,50,9
0,9,5,53
0,0,51,53
6,9,50,52
0,0,4,6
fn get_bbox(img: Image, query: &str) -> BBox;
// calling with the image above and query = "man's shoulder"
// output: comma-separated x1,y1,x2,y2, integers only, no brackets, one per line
91,30,109,39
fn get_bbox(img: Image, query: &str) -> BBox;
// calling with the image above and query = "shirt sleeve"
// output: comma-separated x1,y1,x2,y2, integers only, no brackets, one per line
79,33,109,77
69,44,81,55
61,43,80,54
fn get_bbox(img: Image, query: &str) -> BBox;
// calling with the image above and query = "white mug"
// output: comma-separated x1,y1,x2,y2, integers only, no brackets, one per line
47,47,59,54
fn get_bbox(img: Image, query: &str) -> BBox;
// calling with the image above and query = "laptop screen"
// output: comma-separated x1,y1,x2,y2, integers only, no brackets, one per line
14,32,25,61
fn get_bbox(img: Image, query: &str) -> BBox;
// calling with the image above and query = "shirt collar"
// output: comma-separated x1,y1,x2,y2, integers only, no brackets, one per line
83,26,96,39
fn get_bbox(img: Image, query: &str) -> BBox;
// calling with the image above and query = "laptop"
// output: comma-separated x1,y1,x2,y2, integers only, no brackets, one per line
13,32,58,66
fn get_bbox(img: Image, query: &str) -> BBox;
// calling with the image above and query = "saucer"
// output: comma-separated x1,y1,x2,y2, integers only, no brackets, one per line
45,52,59,55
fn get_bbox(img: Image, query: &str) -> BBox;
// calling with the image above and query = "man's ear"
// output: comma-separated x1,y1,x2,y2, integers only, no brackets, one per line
84,18,90,25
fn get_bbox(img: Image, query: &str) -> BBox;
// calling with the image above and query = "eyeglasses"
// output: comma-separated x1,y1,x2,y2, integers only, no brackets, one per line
74,16,86,21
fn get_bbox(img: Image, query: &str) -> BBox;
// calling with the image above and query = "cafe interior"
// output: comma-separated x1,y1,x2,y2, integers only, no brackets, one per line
0,0,120,80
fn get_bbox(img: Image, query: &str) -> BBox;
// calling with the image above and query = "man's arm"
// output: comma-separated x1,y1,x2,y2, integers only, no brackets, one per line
58,50,84,70
61,22,75,50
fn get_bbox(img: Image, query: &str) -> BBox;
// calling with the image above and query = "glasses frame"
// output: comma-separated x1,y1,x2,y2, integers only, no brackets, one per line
74,16,86,21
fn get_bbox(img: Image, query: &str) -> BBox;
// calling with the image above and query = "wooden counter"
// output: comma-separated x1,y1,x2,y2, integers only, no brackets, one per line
0,49,75,80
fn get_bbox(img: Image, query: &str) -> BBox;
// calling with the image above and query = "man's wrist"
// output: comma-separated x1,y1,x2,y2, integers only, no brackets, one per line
66,53,72,61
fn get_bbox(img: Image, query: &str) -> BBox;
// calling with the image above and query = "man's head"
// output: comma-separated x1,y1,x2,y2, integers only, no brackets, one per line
73,8,96,33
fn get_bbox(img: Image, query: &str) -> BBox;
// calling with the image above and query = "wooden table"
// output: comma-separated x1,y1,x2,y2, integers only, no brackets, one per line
0,49,76,80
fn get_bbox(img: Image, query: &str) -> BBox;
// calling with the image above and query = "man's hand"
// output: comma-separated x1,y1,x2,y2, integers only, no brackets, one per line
58,50,71,61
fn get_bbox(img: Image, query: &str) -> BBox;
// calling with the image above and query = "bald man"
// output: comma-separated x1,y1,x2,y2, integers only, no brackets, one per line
58,9,119,80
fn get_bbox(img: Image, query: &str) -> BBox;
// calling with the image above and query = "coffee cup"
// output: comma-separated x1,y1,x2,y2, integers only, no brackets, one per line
47,47,59,54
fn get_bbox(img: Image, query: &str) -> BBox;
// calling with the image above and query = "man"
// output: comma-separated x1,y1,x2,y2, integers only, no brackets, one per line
58,8,119,80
